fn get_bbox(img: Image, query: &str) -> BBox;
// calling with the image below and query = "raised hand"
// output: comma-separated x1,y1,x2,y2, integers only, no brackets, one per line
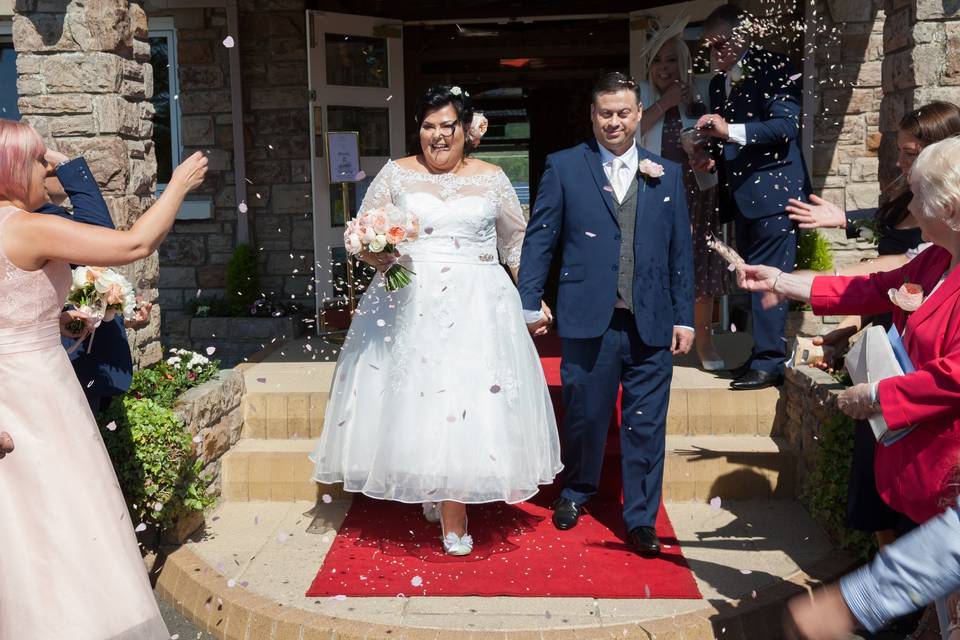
170,151,209,193
736,263,781,293
659,81,689,111
695,114,730,140
786,195,847,230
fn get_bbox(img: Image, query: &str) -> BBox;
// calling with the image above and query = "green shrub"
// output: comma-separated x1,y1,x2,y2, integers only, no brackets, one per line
129,348,220,408
796,230,834,272
99,396,214,530
800,412,876,560
226,244,260,309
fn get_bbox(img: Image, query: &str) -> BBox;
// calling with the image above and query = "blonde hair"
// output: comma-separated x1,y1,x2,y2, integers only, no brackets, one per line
645,36,694,104
0,119,45,204
909,135,960,232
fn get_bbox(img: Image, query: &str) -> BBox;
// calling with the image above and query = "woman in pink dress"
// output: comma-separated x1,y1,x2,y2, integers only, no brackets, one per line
0,119,207,639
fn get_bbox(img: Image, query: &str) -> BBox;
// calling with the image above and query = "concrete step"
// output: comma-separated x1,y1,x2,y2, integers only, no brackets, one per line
241,377,783,441
221,435,795,504
159,497,852,640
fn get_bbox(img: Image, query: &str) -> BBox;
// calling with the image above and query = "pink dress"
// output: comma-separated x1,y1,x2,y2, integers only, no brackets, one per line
0,207,168,639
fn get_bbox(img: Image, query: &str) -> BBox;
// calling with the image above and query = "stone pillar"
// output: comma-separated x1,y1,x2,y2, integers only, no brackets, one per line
13,0,161,367
809,0,886,267
880,0,960,187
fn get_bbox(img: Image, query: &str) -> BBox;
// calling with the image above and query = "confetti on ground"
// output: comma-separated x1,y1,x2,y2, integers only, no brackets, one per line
740,569,753,575
227,579,237,588
277,531,289,543
332,594,347,601
193,435,202,443
410,576,423,587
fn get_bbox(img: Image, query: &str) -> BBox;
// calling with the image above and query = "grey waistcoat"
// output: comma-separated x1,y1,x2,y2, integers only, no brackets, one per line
615,175,640,311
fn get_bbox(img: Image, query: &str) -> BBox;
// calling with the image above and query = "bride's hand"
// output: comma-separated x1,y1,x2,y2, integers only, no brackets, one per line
540,301,554,326
0,431,13,459
359,250,399,273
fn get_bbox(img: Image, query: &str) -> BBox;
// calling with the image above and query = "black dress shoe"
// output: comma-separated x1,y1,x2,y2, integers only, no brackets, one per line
729,369,784,390
551,497,582,530
629,526,660,556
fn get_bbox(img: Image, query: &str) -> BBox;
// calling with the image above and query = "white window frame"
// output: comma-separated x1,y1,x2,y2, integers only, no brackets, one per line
148,17,210,220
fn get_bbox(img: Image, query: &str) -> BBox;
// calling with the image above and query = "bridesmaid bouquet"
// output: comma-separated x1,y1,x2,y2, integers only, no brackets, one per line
343,204,420,291
64,266,138,343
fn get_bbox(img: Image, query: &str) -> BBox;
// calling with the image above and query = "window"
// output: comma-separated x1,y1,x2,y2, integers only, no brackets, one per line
0,23,20,120
148,19,182,187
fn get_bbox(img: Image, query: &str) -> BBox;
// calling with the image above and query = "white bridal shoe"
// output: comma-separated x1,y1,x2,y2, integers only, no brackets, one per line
421,501,441,523
441,517,473,556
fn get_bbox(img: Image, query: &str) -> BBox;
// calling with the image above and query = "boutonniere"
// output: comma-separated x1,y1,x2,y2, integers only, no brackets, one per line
888,279,924,314
637,159,665,192
729,61,754,88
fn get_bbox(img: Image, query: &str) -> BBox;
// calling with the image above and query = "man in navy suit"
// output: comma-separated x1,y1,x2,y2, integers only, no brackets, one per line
38,151,139,414
518,72,694,556
693,4,812,390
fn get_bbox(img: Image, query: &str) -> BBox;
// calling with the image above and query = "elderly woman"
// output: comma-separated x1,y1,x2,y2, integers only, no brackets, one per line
636,16,728,369
738,136,960,532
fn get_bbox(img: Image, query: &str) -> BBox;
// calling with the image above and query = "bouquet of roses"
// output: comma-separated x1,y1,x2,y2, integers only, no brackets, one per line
343,203,420,291
64,266,139,344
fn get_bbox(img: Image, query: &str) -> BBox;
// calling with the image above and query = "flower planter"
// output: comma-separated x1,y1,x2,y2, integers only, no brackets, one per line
189,314,308,367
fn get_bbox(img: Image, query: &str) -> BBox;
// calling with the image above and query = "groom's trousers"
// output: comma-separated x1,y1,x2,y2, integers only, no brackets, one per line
559,309,672,531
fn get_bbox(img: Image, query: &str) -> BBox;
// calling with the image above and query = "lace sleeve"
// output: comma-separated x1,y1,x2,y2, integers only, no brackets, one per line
356,161,396,217
494,170,526,268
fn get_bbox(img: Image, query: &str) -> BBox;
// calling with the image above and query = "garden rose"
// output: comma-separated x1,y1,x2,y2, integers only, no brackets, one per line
638,159,665,179
386,226,406,245
888,282,924,312
371,212,388,234
344,232,362,255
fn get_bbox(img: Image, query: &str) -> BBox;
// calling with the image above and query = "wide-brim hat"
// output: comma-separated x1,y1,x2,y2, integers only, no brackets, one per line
636,12,691,63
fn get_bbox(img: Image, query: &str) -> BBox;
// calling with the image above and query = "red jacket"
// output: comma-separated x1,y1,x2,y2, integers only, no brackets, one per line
811,246,960,524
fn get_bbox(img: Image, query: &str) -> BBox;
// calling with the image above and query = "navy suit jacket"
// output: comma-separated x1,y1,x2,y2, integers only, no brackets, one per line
709,46,811,220
36,158,133,399
518,140,694,347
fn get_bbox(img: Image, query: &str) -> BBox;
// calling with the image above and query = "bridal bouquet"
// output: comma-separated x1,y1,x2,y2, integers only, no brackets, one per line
343,203,420,291
65,266,138,340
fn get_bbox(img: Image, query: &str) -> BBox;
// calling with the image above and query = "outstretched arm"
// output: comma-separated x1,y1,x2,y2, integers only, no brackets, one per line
4,152,208,270
50,156,114,228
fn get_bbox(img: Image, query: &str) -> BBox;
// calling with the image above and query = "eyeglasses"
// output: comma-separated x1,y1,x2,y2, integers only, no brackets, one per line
421,121,458,137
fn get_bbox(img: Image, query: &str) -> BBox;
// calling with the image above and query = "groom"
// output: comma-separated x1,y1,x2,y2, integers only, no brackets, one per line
518,72,694,556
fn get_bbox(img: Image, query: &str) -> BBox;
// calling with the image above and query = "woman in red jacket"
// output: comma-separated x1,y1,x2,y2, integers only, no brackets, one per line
738,136,960,525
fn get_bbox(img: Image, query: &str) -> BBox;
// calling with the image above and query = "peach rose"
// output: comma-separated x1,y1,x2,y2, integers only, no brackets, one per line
105,284,124,306
386,226,406,245
371,212,388,234
638,159,665,179
888,282,924,312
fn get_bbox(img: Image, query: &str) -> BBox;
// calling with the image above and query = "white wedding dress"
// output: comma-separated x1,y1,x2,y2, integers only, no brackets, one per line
311,161,562,504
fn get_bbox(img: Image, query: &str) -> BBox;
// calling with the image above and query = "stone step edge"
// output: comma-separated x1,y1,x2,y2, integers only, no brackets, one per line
155,545,859,640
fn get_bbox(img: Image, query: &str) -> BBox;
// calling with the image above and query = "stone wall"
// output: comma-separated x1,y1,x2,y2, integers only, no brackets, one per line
172,367,245,500
154,0,313,352
155,7,238,348
811,0,887,268
880,0,960,185
14,0,162,366
783,366,845,489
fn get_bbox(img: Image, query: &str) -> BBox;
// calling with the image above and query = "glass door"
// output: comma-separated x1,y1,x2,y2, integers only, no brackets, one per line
307,11,405,318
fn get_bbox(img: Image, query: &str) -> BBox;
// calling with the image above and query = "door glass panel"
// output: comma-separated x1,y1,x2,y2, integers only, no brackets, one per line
328,176,372,227
325,33,388,87
328,106,390,156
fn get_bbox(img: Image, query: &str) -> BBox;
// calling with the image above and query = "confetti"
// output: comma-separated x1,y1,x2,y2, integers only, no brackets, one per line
193,435,202,443
322,494,333,504
105,420,117,432
256,377,267,384
355,171,366,180
489,385,501,394
709,496,722,510
277,530,289,543
227,579,237,588
332,594,347,601
238,202,248,214
410,575,423,587
135,522,147,532
585,231,597,238
730,323,737,333
222,35,235,48
206,346,216,355
740,569,753,575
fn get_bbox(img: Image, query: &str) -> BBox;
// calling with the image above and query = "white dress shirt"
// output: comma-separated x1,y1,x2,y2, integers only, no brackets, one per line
722,54,749,146
523,141,694,336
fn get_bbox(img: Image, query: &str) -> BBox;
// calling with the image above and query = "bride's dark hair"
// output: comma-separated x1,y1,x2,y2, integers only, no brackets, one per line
411,84,477,156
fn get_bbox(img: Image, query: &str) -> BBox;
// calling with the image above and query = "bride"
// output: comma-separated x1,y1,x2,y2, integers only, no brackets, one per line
311,85,562,556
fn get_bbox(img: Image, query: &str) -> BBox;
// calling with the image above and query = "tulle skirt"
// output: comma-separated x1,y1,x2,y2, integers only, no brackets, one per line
311,261,562,504
0,329,169,640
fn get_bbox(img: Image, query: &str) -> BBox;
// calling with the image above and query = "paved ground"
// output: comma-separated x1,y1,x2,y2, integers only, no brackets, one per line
156,592,215,639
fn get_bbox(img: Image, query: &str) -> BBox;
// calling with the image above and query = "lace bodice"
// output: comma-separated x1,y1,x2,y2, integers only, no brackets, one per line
359,161,527,268
0,207,71,330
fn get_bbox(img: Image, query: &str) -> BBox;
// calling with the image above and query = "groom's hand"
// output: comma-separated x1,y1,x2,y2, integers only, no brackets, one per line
671,327,694,355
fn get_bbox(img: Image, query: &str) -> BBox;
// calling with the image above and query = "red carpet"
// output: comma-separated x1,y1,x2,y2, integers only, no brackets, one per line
306,335,701,598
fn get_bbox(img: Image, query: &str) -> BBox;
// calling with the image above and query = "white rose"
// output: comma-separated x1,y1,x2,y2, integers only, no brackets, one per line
93,269,130,295
369,235,387,253
72,266,90,289
361,226,376,244
344,233,363,255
